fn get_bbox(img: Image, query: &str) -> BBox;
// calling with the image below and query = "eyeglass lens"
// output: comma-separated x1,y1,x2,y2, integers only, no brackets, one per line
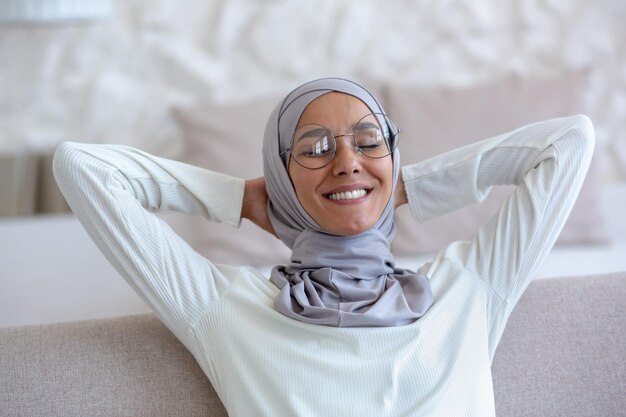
290,113,399,169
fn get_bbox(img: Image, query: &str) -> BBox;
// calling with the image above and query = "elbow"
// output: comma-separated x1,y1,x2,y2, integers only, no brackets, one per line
52,141,91,198
52,141,78,186
561,114,595,166
572,114,595,152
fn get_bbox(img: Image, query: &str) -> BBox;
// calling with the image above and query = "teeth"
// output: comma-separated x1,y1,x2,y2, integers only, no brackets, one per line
327,189,367,201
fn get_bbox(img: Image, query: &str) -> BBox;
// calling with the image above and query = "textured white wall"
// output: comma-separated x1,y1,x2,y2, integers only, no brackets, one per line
0,0,625,176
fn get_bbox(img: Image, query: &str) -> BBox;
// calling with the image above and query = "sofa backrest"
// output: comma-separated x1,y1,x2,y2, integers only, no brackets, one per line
1,273,624,417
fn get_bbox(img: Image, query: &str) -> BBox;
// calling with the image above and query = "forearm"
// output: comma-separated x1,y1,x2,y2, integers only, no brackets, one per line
54,142,245,225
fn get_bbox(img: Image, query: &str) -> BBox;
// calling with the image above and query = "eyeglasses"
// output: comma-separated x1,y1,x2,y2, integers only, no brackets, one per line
281,113,401,170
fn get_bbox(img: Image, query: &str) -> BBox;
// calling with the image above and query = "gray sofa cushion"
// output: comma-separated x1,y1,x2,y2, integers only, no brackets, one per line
1,314,226,417
492,272,625,417
1,273,624,416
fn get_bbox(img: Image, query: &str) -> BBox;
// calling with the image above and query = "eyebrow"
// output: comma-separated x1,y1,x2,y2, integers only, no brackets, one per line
295,128,329,142
354,121,380,130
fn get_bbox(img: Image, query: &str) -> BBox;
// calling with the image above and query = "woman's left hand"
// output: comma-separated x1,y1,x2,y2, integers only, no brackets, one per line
394,170,408,208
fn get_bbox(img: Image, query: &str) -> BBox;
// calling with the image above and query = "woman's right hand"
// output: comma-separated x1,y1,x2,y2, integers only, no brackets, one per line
242,177,277,237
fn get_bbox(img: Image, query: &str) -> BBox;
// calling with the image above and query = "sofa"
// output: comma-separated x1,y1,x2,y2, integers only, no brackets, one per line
1,272,624,417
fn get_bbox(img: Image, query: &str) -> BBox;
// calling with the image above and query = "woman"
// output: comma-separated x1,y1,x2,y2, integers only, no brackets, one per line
53,77,594,416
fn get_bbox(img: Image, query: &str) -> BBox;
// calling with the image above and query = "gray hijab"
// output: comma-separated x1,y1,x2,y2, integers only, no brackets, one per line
263,77,433,327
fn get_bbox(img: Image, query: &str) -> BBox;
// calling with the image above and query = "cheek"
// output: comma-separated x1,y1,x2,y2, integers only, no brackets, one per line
376,159,394,196
289,167,320,209
292,178,310,206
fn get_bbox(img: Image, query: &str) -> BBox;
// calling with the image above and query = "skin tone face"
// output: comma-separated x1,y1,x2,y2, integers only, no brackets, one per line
288,92,394,236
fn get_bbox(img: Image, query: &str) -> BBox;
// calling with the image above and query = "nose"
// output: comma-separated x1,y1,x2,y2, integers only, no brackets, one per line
332,137,361,176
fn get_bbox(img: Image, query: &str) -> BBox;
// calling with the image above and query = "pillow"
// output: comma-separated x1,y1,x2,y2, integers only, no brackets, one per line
386,72,609,256
169,97,291,266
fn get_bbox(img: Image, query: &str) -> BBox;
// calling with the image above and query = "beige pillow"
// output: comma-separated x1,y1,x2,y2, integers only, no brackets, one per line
387,73,609,256
170,97,292,266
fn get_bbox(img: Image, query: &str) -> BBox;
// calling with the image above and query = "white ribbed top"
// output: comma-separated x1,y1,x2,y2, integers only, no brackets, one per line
53,115,594,416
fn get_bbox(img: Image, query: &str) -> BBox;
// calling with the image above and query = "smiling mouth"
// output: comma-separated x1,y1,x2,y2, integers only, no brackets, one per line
325,189,369,201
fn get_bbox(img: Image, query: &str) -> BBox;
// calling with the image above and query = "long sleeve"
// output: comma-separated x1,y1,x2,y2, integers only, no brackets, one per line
53,141,246,352
402,115,595,355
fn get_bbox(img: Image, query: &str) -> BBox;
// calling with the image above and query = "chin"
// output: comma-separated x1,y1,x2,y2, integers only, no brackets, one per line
328,220,375,237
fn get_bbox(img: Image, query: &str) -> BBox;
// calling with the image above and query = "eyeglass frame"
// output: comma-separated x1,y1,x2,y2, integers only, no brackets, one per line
279,112,402,170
